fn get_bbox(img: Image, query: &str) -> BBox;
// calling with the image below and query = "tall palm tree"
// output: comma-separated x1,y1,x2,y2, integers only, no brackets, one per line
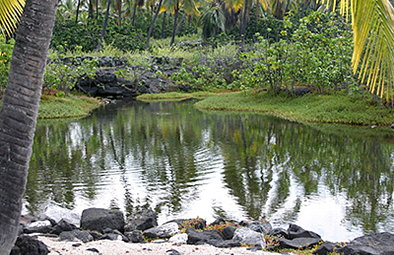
200,3,225,40
146,0,164,49
0,1,58,255
97,0,112,51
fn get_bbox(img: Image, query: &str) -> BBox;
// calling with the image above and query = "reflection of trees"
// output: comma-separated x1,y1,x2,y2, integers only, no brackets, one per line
27,100,209,217
209,112,394,233
27,100,394,234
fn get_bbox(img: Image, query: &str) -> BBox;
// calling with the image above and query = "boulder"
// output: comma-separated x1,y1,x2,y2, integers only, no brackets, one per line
232,227,266,248
11,235,49,255
125,209,158,232
169,233,188,245
80,208,125,233
23,220,52,234
222,226,236,240
186,227,225,245
336,232,394,255
195,219,207,230
208,239,241,248
275,237,321,249
125,230,145,243
50,219,77,235
268,227,289,239
101,229,128,242
247,221,272,235
210,217,226,226
143,222,179,238
287,224,321,239
59,230,93,243
313,241,340,255
42,203,81,227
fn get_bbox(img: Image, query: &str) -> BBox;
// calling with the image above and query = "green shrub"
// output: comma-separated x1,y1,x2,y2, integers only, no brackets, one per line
44,57,98,93
0,36,15,90
233,11,357,95
51,18,145,52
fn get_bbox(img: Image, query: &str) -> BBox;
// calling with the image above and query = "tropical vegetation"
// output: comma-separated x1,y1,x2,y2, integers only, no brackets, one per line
1,0,394,254
1,0,394,103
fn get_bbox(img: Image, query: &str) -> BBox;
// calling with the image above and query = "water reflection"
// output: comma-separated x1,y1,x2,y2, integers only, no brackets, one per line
26,99,394,241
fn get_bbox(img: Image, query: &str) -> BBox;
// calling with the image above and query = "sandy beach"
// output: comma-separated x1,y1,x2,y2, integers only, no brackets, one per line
37,236,277,255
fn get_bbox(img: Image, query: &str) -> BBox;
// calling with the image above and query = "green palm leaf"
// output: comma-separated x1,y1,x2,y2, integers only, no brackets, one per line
323,0,394,99
0,0,25,36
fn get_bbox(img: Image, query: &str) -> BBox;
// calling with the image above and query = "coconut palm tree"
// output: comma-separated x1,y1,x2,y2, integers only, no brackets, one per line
0,0,58,254
200,2,225,40
161,0,199,45
146,0,164,49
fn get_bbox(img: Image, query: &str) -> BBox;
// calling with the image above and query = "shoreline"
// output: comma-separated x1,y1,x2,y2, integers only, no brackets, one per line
14,207,394,255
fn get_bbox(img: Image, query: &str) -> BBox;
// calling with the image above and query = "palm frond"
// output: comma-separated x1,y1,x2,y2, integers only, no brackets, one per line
0,0,25,36
323,0,394,99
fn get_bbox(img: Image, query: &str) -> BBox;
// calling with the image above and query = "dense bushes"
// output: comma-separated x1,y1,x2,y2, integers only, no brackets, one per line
51,19,145,52
231,11,357,95
51,14,197,53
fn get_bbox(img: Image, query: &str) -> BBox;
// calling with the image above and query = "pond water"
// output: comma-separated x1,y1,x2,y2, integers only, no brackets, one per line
25,99,394,242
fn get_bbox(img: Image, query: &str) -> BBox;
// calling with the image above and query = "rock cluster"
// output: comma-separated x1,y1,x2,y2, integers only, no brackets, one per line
71,56,240,98
11,206,394,255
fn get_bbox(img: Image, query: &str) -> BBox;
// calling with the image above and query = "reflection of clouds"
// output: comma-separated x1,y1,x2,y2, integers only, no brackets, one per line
157,156,248,224
295,186,360,242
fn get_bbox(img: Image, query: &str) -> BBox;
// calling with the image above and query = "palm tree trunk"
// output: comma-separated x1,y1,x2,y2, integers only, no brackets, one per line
161,11,166,38
0,0,57,254
118,0,122,26
96,0,99,18
89,0,94,19
76,0,81,23
240,0,249,51
146,0,164,50
174,13,186,37
170,2,180,46
97,0,112,51
132,2,137,26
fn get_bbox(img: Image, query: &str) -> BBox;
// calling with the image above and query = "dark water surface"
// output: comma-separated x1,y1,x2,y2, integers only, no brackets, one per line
25,99,394,242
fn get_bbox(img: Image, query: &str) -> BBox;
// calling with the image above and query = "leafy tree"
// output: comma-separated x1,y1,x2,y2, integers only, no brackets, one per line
0,1,58,255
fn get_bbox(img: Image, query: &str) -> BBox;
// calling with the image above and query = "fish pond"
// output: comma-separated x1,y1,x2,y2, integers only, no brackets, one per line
25,99,394,242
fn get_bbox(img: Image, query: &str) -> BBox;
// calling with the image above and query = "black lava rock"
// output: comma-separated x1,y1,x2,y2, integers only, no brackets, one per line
222,226,236,240
11,235,49,255
336,232,394,255
81,208,124,233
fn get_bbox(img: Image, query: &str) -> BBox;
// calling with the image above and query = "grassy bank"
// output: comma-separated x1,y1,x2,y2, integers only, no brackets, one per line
38,94,103,119
0,94,102,119
195,91,394,126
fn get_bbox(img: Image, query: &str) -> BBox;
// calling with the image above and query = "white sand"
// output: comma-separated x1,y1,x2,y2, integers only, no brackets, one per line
37,236,279,255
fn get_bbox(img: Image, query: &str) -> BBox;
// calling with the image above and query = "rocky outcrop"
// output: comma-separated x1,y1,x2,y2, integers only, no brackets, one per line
71,56,240,98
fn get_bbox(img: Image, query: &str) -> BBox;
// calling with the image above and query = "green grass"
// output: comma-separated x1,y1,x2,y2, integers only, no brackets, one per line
38,94,102,119
195,91,394,126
